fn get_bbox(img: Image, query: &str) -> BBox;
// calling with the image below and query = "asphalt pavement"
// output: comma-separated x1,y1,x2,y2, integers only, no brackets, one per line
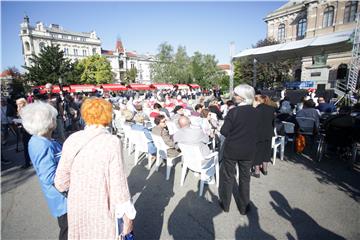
2,133,360,240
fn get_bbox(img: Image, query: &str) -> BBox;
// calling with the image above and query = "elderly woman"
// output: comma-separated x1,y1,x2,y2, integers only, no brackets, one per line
218,84,259,216
19,102,68,240
54,98,136,239
131,114,157,158
15,98,32,169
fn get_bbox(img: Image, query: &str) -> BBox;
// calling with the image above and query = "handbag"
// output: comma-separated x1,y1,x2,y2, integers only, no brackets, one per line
295,134,306,153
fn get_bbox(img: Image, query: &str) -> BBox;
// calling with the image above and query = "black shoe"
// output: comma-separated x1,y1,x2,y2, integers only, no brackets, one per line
1,160,11,165
260,168,268,175
219,200,229,212
251,172,260,178
240,204,251,215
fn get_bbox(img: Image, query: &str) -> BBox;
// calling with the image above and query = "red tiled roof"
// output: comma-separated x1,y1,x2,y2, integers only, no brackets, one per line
101,49,114,55
115,39,125,53
0,70,13,78
126,51,137,57
218,64,230,70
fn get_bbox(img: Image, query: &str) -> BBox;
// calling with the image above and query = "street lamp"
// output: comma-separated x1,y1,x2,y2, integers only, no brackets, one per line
59,76,63,92
253,58,257,88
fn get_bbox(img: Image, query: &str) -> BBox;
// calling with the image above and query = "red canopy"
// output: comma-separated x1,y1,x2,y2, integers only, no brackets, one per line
127,84,152,91
150,83,174,89
175,84,190,89
32,85,70,93
101,84,127,91
69,84,96,93
188,84,200,89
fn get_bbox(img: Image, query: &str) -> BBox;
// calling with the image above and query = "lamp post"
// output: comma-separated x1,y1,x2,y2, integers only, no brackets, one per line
253,58,257,88
229,41,235,97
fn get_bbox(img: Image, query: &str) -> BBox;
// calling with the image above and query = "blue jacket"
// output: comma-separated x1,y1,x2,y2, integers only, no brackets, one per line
28,135,67,218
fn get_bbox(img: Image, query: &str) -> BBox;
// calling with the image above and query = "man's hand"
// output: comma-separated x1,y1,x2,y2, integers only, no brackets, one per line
122,215,133,236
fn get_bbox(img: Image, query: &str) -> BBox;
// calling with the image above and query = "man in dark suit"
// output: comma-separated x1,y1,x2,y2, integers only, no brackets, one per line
218,84,259,215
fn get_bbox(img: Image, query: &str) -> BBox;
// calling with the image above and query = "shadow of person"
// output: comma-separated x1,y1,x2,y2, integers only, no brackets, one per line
235,202,276,240
127,160,151,198
269,191,346,240
132,167,175,240
168,189,222,240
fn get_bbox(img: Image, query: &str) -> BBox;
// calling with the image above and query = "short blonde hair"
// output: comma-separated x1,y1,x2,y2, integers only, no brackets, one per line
16,98,27,106
20,102,58,136
133,114,145,124
81,98,112,126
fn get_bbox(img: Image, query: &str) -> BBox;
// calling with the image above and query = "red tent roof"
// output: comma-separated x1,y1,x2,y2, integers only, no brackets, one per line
127,84,152,91
150,83,174,89
175,84,190,89
69,84,96,93
101,84,127,91
188,84,200,89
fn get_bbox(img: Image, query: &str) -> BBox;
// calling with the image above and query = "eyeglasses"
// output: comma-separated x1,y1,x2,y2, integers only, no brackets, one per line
160,120,167,123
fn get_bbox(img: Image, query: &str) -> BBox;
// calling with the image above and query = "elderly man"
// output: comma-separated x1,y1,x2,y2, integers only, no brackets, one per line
173,116,211,158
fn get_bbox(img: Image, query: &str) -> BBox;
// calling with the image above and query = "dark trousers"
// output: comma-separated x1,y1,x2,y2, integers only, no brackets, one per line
22,129,31,166
219,158,252,212
57,213,68,240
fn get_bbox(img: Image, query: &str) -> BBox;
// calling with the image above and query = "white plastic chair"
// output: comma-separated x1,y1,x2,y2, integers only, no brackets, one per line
130,130,153,169
271,128,285,165
122,124,132,151
178,143,219,196
296,117,316,135
282,121,296,145
151,133,179,180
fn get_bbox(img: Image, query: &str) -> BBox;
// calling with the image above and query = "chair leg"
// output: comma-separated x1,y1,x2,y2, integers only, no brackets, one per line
180,163,187,186
273,146,277,165
147,154,152,170
155,151,161,171
280,137,285,161
199,180,204,197
134,149,139,166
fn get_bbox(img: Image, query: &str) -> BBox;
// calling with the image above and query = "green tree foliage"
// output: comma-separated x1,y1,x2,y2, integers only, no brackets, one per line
76,55,113,84
233,38,294,89
2,67,26,97
23,45,73,85
151,43,226,88
124,67,138,84
151,42,175,83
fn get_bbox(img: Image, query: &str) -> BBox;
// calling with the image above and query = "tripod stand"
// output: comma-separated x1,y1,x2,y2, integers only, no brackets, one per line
335,89,355,107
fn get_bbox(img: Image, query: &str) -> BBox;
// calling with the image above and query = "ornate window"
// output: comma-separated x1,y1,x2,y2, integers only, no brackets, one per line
82,49,87,56
92,48,97,55
297,18,307,39
74,48,78,56
39,42,45,50
64,48,69,56
25,41,30,51
344,1,358,23
323,6,334,28
278,24,286,41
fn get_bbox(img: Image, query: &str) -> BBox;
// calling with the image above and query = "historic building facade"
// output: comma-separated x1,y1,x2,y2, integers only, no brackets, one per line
19,16,154,84
264,0,359,89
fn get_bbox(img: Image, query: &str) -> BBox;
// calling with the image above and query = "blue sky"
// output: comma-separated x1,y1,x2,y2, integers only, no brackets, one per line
1,1,285,72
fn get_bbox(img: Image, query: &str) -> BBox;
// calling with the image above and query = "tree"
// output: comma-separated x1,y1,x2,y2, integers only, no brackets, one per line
2,67,26,98
172,46,191,84
151,42,175,83
124,67,137,84
233,37,294,89
23,45,73,85
77,55,113,84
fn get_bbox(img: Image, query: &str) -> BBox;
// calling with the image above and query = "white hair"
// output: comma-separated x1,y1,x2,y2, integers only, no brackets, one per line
234,84,255,105
19,102,58,136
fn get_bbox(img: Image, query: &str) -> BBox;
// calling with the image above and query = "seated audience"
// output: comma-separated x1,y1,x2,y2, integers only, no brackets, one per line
131,114,157,158
152,115,181,158
316,97,336,113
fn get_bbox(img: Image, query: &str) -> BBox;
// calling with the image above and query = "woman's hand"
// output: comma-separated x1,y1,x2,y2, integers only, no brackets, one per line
122,215,134,236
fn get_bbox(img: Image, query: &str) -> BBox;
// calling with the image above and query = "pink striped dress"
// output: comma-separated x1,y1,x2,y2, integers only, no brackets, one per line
55,126,132,239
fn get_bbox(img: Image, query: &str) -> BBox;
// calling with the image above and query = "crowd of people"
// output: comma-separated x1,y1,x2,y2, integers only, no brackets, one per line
1,82,360,239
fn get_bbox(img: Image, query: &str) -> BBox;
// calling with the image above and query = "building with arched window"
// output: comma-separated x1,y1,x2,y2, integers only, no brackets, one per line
258,0,359,90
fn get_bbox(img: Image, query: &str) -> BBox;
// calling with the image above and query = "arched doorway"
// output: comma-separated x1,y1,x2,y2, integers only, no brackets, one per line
337,64,348,80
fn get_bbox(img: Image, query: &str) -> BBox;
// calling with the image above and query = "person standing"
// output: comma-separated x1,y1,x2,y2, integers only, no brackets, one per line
252,95,275,177
19,102,68,240
54,98,135,239
218,84,259,215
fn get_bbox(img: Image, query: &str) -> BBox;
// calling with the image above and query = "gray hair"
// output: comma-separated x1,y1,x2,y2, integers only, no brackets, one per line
20,102,58,136
234,84,255,105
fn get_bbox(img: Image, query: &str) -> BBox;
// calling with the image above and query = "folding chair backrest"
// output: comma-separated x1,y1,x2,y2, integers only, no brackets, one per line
152,133,169,160
166,121,178,135
296,117,315,134
178,143,203,172
131,129,149,152
282,121,295,134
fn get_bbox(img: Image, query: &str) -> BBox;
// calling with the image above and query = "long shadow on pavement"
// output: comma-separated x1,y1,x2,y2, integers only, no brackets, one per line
168,189,221,240
235,202,276,240
270,190,346,240
283,147,360,202
1,167,36,194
